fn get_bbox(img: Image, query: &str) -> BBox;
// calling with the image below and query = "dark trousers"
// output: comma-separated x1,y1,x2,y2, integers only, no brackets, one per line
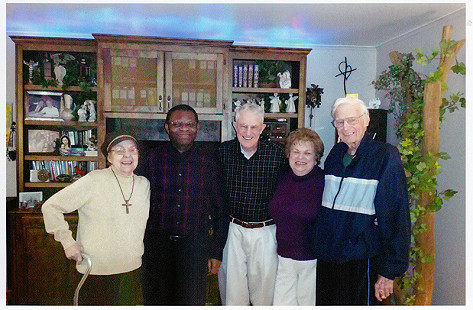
316,258,380,305
78,268,143,305
142,231,208,305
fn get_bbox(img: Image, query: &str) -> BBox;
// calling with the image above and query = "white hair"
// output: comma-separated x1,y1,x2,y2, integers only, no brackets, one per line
234,101,265,122
331,96,369,118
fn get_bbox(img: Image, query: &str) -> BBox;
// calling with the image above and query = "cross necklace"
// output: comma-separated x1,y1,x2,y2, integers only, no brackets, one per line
111,168,134,214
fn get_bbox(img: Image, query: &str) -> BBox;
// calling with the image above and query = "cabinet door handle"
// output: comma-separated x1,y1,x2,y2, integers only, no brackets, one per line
158,95,163,111
167,95,171,110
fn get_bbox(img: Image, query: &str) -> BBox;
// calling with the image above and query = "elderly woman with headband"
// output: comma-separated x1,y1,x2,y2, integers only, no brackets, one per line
42,131,150,305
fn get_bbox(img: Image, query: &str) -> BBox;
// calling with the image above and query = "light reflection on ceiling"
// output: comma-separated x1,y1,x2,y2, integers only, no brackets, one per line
5,3,466,48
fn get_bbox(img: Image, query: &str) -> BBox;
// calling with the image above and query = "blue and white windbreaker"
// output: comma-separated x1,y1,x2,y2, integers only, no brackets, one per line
312,133,410,280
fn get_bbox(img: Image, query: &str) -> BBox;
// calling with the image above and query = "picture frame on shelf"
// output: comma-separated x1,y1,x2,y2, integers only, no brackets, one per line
25,90,63,120
19,191,43,209
27,129,60,153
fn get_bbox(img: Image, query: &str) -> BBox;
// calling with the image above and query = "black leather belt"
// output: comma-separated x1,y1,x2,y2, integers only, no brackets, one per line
231,217,275,229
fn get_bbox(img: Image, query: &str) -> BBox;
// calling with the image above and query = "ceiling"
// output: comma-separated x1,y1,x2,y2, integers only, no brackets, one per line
5,2,466,48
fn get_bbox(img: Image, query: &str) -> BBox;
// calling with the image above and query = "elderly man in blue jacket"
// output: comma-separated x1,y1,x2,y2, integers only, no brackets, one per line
313,96,410,305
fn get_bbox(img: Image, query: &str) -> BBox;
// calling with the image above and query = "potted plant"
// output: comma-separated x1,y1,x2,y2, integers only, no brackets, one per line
372,26,465,305
256,60,286,88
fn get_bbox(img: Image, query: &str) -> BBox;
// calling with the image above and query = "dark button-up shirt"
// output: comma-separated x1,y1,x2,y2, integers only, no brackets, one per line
143,142,228,259
218,138,287,222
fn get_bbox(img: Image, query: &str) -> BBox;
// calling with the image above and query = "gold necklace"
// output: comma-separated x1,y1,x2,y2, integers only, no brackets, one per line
111,168,134,214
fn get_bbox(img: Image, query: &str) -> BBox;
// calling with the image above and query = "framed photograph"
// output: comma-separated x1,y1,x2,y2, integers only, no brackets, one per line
25,90,63,120
27,129,60,153
19,191,43,209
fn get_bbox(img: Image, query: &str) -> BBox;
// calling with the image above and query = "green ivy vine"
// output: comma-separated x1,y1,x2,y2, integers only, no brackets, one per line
372,40,465,305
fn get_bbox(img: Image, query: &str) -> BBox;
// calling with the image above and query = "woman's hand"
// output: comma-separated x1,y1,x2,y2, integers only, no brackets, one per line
64,243,83,264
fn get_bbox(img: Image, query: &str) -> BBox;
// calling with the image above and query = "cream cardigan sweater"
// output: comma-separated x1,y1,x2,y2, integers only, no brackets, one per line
42,166,150,275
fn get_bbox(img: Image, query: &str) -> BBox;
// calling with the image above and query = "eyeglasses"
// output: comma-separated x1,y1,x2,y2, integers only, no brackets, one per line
168,121,197,129
331,114,366,128
110,147,139,156
236,124,262,132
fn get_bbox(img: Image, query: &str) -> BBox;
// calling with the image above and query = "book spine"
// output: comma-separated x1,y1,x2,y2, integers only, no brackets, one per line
248,64,254,88
253,64,259,88
238,65,243,87
233,63,238,87
49,161,55,181
242,64,248,88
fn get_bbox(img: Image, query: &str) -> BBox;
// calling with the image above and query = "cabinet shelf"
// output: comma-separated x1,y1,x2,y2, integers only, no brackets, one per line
25,155,98,161
23,84,98,92
265,113,299,119
232,87,299,94
24,119,97,128
173,81,217,88
24,182,70,188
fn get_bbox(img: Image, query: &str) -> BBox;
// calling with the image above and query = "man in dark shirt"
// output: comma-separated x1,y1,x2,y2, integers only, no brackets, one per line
141,104,228,305
217,101,287,305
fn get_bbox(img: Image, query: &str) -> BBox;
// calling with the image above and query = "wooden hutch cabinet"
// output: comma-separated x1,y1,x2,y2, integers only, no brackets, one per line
7,211,80,305
9,36,97,305
95,34,230,115
8,34,310,305
226,45,311,142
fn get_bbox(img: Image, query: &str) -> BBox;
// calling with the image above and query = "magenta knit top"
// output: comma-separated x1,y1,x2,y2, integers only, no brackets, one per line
269,166,324,261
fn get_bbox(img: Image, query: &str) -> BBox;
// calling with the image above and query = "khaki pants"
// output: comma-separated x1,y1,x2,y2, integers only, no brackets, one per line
218,222,278,305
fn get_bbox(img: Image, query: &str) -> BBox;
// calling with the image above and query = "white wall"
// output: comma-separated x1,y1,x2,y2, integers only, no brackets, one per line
304,45,377,167
376,9,466,305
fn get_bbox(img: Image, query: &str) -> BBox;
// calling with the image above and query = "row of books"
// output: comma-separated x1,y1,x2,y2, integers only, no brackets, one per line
62,129,96,147
30,160,98,182
233,63,260,88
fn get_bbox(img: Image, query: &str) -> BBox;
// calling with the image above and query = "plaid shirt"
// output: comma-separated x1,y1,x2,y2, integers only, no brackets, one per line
218,138,287,222
143,142,228,259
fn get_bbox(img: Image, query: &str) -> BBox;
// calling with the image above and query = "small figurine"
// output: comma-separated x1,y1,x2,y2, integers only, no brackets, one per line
259,97,265,108
50,53,75,86
270,93,281,113
85,100,97,122
59,135,71,155
77,104,88,122
54,64,66,86
277,70,291,88
23,60,39,84
87,135,98,151
285,94,298,113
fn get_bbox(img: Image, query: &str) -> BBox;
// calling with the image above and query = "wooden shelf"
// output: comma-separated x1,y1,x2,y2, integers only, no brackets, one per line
24,182,70,188
25,155,98,161
24,119,97,128
264,113,298,119
23,84,98,92
232,87,299,94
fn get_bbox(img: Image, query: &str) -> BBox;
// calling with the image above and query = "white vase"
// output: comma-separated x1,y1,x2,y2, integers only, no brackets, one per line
61,94,74,121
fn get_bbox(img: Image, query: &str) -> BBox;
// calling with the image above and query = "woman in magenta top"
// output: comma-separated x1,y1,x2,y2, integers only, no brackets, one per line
269,128,324,305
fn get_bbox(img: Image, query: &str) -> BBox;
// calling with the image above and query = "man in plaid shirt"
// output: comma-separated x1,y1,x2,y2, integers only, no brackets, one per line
217,101,287,305
141,105,228,305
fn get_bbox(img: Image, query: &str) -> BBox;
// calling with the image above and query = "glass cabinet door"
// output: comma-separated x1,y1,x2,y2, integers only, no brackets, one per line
104,49,164,112
165,52,223,113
